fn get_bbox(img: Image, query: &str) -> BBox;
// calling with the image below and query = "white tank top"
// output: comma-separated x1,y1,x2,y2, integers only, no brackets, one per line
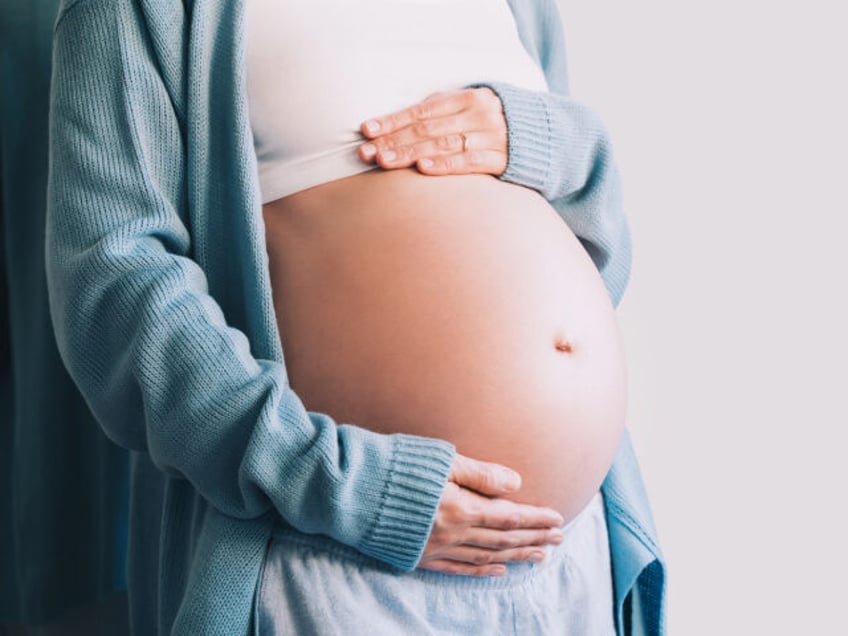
245,0,549,204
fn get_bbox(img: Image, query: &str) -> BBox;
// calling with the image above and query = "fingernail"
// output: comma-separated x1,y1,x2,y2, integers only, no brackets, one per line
380,150,396,162
365,119,381,134
550,530,565,544
361,143,376,160
501,469,521,491
548,510,564,526
419,158,434,169
529,551,545,562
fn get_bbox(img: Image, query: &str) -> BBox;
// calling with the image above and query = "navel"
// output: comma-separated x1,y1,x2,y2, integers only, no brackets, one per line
553,334,574,354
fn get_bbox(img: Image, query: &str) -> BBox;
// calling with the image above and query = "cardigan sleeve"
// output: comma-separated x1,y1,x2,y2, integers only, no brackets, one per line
45,0,454,572
465,2,632,306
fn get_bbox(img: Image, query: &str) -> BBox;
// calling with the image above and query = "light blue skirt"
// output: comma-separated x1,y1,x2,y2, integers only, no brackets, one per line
256,491,615,635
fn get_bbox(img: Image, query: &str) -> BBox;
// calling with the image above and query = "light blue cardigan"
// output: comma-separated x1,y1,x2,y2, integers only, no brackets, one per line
46,0,665,633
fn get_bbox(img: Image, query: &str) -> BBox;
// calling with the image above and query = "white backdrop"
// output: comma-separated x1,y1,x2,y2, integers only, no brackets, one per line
554,1,848,633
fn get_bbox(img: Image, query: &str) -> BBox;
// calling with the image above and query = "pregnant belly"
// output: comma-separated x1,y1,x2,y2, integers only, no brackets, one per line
262,168,626,522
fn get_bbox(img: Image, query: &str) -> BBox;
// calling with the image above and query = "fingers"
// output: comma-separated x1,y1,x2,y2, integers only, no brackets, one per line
460,527,565,551
430,485,564,546
421,481,565,576
364,112,474,151
357,112,480,164
418,532,564,576
360,90,471,138
428,545,548,567
359,135,506,177
357,87,508,176
417,559,507,577
360,135,506,176
416,149,507,177
449,453,522,496
470,497,565,531
418,545,550,577
434,485,565,539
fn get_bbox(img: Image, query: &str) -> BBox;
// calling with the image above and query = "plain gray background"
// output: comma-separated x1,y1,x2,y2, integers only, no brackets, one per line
554,1,848,633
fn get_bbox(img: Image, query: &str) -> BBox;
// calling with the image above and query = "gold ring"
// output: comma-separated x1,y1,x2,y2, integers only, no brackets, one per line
460,132,469,153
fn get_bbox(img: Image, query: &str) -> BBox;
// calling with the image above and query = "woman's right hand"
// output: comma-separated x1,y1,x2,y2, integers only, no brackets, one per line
418,454,566,576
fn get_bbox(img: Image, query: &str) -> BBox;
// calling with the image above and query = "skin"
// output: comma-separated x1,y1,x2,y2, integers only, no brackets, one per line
358,87,509,179
421,454,566,576
355,87,564,576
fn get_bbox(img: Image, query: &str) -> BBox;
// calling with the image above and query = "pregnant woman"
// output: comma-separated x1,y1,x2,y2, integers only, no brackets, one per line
46,0,665,634
249,0,626,528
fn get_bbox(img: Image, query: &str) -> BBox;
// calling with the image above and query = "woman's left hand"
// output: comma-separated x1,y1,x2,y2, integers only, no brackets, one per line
358,87,508,176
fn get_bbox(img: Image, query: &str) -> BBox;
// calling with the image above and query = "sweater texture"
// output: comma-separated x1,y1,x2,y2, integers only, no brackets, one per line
45,0,665,633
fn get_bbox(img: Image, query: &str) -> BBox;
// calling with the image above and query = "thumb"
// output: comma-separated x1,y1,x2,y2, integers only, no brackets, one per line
449,453,522,496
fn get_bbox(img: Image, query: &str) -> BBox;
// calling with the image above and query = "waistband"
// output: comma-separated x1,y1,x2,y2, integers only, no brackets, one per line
268,490,606,591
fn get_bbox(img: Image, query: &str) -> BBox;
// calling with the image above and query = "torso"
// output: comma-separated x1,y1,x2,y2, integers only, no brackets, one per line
262,168,627,522
248,0,626,522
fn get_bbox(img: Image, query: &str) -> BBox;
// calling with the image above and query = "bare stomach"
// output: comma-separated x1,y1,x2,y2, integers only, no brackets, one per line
262,167,627,522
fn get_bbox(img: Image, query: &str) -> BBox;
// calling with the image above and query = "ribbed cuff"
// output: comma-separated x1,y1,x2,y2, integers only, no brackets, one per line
358,434,455,571
467,81,556,197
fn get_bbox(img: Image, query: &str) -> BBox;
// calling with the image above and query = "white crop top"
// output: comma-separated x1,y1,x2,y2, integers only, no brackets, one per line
245,0,549,204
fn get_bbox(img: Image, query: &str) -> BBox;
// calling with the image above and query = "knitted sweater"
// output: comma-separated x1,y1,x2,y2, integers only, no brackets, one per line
46,0,665,633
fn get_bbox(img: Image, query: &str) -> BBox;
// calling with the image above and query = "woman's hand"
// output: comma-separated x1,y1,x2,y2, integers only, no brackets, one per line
358,88,508,177
418,453,565,577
